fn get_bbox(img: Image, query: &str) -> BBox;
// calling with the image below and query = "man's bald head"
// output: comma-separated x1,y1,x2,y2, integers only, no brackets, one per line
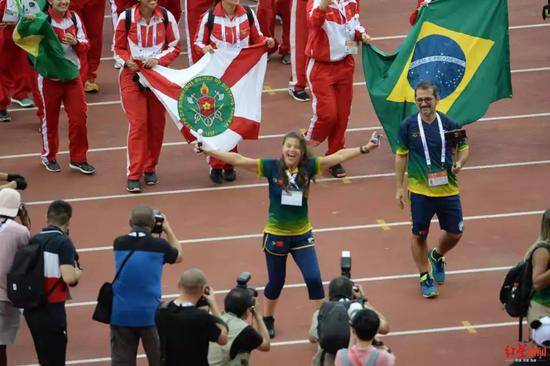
179,268,207,295
130,205,155,230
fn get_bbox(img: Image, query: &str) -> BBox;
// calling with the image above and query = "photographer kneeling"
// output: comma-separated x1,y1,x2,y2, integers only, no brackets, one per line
309,276,390,366
208,276,271,366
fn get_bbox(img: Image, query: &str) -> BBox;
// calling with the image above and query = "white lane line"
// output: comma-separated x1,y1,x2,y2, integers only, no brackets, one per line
22,159,550,207
65,265,513,308
17,319,522,365
77,208,546,253
2,111,549,160
6,64,550,114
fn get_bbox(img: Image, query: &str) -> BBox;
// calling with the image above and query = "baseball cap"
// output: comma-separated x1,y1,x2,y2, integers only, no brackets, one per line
0,188,21,218
531,316,550,348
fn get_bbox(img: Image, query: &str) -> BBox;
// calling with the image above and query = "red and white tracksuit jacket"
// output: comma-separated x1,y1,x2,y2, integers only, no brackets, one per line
194,3,265,170
69,0,104,82
110,0,182,27
289,0,308,91
36,8,90,164
305,0,366,155
257,0,290,54
114,5,180,180
183,0,212,65
0,0,34,109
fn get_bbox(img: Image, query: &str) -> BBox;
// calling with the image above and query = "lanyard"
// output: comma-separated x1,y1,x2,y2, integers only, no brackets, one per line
285,170,299,190
416,112,445,167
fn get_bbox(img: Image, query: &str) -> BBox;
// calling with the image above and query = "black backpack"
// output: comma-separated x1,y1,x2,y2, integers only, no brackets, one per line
499,242,550,340
317,301,352,355
206,5,254,35
7,234,62,309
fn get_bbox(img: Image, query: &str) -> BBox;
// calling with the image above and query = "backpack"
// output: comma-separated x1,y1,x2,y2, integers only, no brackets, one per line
499,242,550,340
7,234,62,309
125,6,169,34
317,301,352,355
206,5,254,35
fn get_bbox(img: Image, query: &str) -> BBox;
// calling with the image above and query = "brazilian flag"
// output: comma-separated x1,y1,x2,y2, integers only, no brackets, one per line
363,0,512,151
13,0,80,82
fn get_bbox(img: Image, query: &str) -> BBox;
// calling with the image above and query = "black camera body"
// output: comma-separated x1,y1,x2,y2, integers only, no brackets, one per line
444,129,467,145
236,272,258,306
151,210,165,234
341,251,352,279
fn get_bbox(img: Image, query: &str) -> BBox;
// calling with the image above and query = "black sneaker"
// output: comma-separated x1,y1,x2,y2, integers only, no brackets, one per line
209,168,223,184
289,89,310,102
0,109,11,122
127,180,141,193
69,162,96,175
329,164,346,178
263,316,276,338
223,168,236,182
42,159,61,172
144,172,159,185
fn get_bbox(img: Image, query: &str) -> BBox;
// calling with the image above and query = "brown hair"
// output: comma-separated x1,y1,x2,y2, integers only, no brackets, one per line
278,131,315,197
525,209,550,259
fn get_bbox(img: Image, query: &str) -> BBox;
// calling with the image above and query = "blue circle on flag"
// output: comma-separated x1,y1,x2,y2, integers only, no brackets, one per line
407,34,466,99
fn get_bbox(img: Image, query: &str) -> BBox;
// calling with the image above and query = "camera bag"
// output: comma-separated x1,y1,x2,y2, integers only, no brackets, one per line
92,247,138,324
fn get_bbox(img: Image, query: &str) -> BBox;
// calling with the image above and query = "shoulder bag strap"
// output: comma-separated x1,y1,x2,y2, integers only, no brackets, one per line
112,236,146,284
340,349,349,366
365,348,380,366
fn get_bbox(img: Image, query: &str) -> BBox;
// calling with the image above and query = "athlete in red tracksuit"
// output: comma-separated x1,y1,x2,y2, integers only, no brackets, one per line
257,0,290,58
183,0,211,65
0,0,35,121
194,0,273,184
305,0,370,178
114,1,180,193
287,0,309,102
35,2,95,175
113,0,181,25
69,0,105,93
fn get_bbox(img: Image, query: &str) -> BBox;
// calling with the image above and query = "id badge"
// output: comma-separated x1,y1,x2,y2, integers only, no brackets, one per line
428,170,449,187
345,40,358,55
281,190,303,206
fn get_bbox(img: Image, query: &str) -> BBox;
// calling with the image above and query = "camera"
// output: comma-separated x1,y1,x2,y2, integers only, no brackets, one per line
151,210,165,234
196,286,211,308
543,1,550,20
236,272,258,301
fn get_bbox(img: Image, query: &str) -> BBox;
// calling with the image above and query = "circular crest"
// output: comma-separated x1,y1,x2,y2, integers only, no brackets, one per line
178,76,234,137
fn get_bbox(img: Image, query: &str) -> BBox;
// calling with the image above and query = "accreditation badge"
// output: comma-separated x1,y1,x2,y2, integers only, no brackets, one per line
281,189,303,206
428,170,449,187
345,40,359,55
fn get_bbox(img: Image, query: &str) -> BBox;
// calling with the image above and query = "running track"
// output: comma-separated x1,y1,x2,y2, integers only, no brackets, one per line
2,0,550,364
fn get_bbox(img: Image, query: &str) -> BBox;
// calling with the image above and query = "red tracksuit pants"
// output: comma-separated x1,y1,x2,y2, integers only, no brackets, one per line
257,0,290,55
36,75,89,163
184,0,213,65
306,55,354,155
70,0,105,81
120,69,166,180
289,0,308,91
0,25,34,109
209,146,237,170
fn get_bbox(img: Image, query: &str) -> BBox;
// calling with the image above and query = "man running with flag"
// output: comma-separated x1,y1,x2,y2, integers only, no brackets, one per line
14,0,96,174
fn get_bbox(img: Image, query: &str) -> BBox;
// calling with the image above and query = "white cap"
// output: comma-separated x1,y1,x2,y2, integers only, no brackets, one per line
0,188,21,218
531,316,550,348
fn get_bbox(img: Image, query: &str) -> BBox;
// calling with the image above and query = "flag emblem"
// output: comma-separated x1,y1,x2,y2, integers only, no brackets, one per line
387,22,494,113
178,76,235,137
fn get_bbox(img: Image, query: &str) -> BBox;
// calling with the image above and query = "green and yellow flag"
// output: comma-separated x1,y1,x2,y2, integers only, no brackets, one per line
13,0,79,81
363,0,512,151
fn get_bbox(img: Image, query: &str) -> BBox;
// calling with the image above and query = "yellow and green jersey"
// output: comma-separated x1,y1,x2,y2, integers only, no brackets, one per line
258,157,320,236
396,112,469,197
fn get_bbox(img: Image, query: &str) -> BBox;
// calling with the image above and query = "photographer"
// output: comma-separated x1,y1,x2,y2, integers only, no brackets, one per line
308,277,389,366
156,268,228,366
110,205,182,366
208,283,271,365
0,189,30,366
0,172,27,191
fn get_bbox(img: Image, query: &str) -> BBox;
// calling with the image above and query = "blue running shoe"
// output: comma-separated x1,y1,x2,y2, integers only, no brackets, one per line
420,273,438,298
429,248,446,284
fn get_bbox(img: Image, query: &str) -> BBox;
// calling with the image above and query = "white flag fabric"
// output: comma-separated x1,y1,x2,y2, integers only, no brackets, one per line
139,44,268,151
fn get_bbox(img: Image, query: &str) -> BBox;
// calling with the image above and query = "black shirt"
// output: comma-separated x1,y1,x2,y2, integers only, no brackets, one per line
156,301,222,366
229,325,263,359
